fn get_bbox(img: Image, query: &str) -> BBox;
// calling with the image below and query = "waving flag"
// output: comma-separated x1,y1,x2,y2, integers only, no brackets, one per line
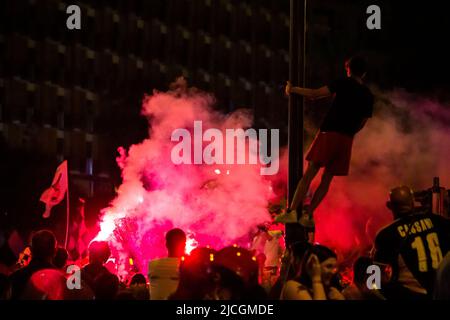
40,161,68,218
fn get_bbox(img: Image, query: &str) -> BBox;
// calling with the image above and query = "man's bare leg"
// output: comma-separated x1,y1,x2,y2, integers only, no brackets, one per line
289,162,320,211
305,170,334,217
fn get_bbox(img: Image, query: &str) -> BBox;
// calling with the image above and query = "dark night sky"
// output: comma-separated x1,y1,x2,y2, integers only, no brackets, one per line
333,0,450,93
380,1,450,91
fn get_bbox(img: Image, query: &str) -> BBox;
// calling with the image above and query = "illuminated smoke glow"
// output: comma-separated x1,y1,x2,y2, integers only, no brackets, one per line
94,83,279,276
312,88,450,264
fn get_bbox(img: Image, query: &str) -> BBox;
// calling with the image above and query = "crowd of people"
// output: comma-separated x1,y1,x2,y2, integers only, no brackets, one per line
1,185,450,300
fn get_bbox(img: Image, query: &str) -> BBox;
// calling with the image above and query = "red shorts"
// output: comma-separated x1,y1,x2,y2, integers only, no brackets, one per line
306,131,354,176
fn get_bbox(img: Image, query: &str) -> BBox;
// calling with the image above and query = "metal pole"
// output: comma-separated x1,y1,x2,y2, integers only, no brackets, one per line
65,161,70,249
286,0,307,246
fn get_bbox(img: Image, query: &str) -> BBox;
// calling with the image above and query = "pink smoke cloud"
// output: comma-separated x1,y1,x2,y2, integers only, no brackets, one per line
94,82,280,276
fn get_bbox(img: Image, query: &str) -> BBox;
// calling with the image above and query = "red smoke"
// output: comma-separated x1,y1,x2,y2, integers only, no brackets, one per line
313,88,450,264
94,82,281,276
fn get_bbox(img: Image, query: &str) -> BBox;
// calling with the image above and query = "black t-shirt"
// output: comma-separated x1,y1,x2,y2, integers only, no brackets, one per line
320,77,374,136
374,213,450,293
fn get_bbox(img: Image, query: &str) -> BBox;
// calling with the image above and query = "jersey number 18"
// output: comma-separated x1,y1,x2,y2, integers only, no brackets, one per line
411,232,443,272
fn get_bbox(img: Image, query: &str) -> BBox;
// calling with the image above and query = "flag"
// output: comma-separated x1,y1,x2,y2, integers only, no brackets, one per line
40,160,68,218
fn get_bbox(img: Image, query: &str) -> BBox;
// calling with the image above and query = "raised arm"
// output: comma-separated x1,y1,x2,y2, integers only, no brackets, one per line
308,254,328,300
285,81,331,100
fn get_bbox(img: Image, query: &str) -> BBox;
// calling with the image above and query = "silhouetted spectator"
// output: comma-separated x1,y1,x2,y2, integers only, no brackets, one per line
0,273,11,300
170,247,216,300
0,230,17,274
269,241,311,299
148,228,186,300
207,265,246,300
128,273,150,300
9,230,57,299
20,268,93,300
213,246,267,300
342,256,386,300
130,273,146,286
0,262,11,277
81,241,112,290
281,244,344,300
93,272,119,300
53,247,69,270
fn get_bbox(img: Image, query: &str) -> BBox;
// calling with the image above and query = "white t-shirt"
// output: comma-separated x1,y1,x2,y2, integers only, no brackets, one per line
148,257,180,300
264,231,283,268
251,232,271,256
